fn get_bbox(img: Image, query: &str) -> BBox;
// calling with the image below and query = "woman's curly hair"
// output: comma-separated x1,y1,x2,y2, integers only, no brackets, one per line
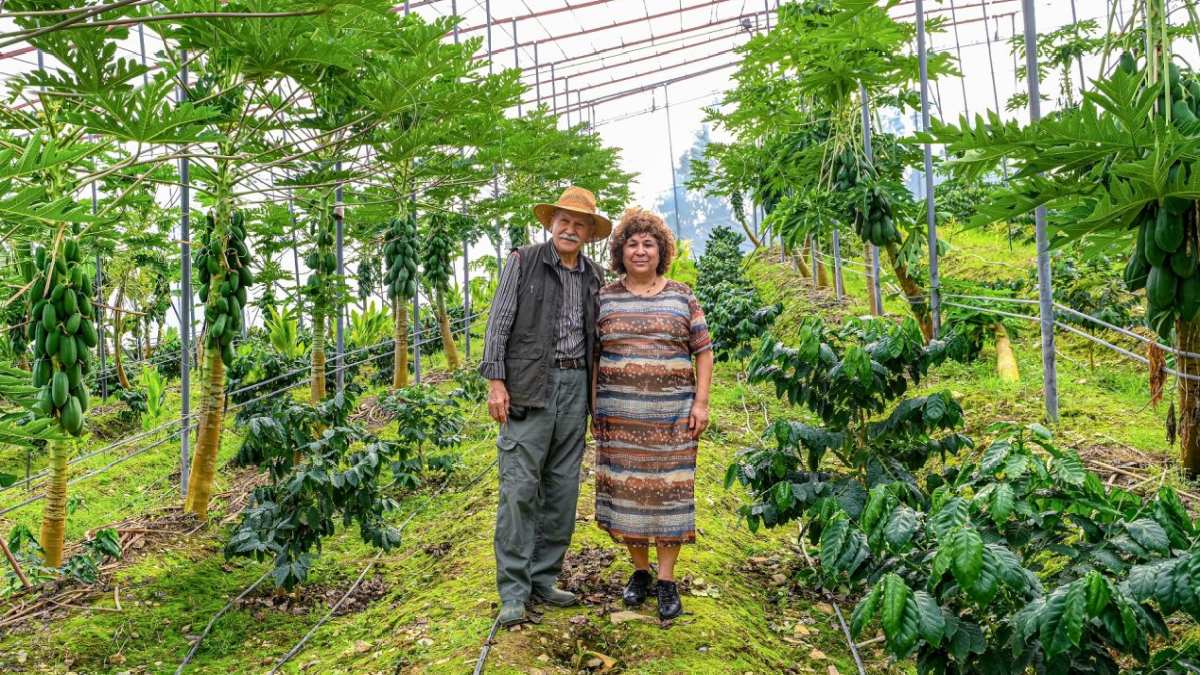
608,207,675,276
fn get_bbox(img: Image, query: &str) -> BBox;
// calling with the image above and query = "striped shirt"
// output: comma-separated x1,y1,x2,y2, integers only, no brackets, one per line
479,245,587,380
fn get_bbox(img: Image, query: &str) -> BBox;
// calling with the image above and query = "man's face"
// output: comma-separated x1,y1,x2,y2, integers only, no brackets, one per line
550,210,593,257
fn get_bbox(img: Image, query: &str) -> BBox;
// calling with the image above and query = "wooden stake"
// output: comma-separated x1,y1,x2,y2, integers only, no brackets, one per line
0,537,31,590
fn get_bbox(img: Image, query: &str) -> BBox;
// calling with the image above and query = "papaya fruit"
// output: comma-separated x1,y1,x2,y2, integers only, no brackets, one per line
79,272,91,297
212,314,227,338
1182,275,1200,320
62,395,82,435
1146,228,1169,266
239,266,253,287
1119,51,1137,75
236,285,247,306
51,371,68,408
32,358,49,388
79,318,98,348
1172,248,1198,279
46,330,59,357
64,313,80,335
1125,254,1151,290
50,284,65,303
1148,265,1179,307
1156,208,1185,252
66,361,81,389
69,265,81,287
33,385,51,416
76,386,89,414
221,342,234,366
61,288,77,315
58,334,77,366
1148,304,1177,340
41,303,56,332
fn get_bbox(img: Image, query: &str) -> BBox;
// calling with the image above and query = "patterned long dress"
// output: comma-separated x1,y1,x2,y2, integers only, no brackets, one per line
594,278,712,545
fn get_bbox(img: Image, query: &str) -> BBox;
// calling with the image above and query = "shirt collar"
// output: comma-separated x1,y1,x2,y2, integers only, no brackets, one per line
548,242,584,272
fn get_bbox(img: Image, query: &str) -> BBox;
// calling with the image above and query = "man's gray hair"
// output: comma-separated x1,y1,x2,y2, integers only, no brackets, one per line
552,208,595,228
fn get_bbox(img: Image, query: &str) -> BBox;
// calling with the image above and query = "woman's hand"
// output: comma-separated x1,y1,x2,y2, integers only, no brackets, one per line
688,400,709,440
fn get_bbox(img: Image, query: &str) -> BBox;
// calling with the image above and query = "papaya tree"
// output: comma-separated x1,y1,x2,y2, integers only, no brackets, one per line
922,2,1200,473
422,211,461,369
384,206,420,387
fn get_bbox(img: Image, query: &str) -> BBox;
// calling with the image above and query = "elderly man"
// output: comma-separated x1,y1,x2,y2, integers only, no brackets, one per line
480,186,610,626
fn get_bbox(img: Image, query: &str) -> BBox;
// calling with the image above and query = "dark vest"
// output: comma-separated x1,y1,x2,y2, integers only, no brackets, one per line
504,242,602,410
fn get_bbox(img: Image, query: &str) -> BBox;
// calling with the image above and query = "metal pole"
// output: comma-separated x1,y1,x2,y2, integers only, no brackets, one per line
334,163,345,392
493,178,502,270
948,0,969,118
564,77,571,126
138,24,148,85
535,43,541,106
831,228,844,300
1069,0,1086,96
916,0,941,339
513,19,522,117
810,236,818,286
178,56,191,496
859,83,882,316
665,86,681,239
289,196,303,329
1022,0,1059,422
764,0,771,30
463,234,471,359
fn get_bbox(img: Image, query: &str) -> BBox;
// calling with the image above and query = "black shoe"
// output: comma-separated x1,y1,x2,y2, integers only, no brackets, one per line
656,580,682,620
623,569,654,607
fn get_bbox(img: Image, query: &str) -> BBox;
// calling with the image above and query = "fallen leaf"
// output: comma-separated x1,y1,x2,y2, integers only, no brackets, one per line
793,624,812,637
609,610,655,624
354,640,373,653
827,666,841,675
814,602,834,615
808,648,827,660
583,650,617,672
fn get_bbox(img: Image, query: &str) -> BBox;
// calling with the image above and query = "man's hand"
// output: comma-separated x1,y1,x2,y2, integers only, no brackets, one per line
688,400,710,440
487,379,510,424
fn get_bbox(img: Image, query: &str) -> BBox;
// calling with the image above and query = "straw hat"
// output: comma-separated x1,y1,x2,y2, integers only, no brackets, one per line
532,186,613,242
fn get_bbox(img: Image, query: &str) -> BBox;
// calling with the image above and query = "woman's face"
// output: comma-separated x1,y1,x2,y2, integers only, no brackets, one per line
623,232,660,277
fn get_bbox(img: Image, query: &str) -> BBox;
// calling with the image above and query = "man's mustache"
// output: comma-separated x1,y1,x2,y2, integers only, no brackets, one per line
557,233,581,243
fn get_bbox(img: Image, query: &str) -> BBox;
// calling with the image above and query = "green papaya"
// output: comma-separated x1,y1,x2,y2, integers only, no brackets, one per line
51,284,66,303
235,285,247,306
79,272,91,297
62,395,82,435
211,314,227,338
69,266,81,287
58,334,77,366
61,288,77,315
1165,196,1191,214
79,297,93,319
32,358,49,388
79,318,98,348
228,297,241,321
198,283,209,302
46,330,59,357
76,386,89,414
1156,209,1185,253
66,361,81,389
1119,51,1136,75
64,239,78,263
1172,248,1198,279
64,313,80,335
54,257,66,277
41,303,56,332
1170,63,1182,87
34,246,46,269
34,323,46,356
33,385,52,416
239,267,253,287
215,296,229,314
221,342,234,365
1125,254,1151,290
305,252,319,268
1174,100,1197,126
1184,275,1200,321
1148,265,1179,307
51,371,68,408
1148,304,1177,340
207,257,220,275
227,273,240,292
1146,227,1169,266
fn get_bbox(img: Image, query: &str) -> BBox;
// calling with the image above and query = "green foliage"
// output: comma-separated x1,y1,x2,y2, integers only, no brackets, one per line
264,305,303,360
729,308,1200,671
137,368,167,432
380,384,465,478
695,227,780,362
349,302,391,349
666,240,699,288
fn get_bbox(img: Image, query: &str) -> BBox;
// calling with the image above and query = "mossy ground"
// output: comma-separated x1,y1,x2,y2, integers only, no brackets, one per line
0,226,1194,673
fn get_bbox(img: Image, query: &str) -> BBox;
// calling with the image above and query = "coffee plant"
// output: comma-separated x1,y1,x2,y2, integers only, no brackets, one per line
695,227,781,362
728,315,1200,672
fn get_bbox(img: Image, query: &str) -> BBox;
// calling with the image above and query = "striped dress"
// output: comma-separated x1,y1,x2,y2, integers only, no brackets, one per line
594,278,713,546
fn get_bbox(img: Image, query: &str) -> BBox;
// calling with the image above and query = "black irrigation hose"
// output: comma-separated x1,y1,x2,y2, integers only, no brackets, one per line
267,458,500,673
472,615,503,675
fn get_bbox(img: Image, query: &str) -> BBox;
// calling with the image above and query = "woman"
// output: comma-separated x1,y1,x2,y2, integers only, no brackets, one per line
593,207,714,621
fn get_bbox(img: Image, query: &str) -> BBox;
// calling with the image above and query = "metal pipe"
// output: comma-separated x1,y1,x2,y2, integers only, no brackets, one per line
1021,0,1059,421
1069,0,1086,96
948,0,969,118
551,64,557,118
665,86,681,238
859,83,882,316
178,55,191,496
916,0,941,339
831,228,844,300
334,162,345,392
534,43,540,106
513,18,521,116
980,0,1009,182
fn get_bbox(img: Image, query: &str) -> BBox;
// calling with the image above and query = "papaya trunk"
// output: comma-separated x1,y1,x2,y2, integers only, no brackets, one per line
113,283,129,390
184,346,226,519
793,238,811,278
436,289,460,370
816,247,830,288
1177,318,1200,476
38,438,69,567
884,242,934,343
311,307,326,403
993,322,1020,382
393,299,409,389
738,215,761,249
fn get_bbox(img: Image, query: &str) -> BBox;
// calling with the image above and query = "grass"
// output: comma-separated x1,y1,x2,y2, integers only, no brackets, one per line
0,229,1194,673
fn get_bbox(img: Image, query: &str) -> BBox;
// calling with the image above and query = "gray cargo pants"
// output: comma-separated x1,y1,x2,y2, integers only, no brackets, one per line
494,367,588,604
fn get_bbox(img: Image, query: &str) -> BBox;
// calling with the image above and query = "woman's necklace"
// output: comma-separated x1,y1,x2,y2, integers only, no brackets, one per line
625,276,662,296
